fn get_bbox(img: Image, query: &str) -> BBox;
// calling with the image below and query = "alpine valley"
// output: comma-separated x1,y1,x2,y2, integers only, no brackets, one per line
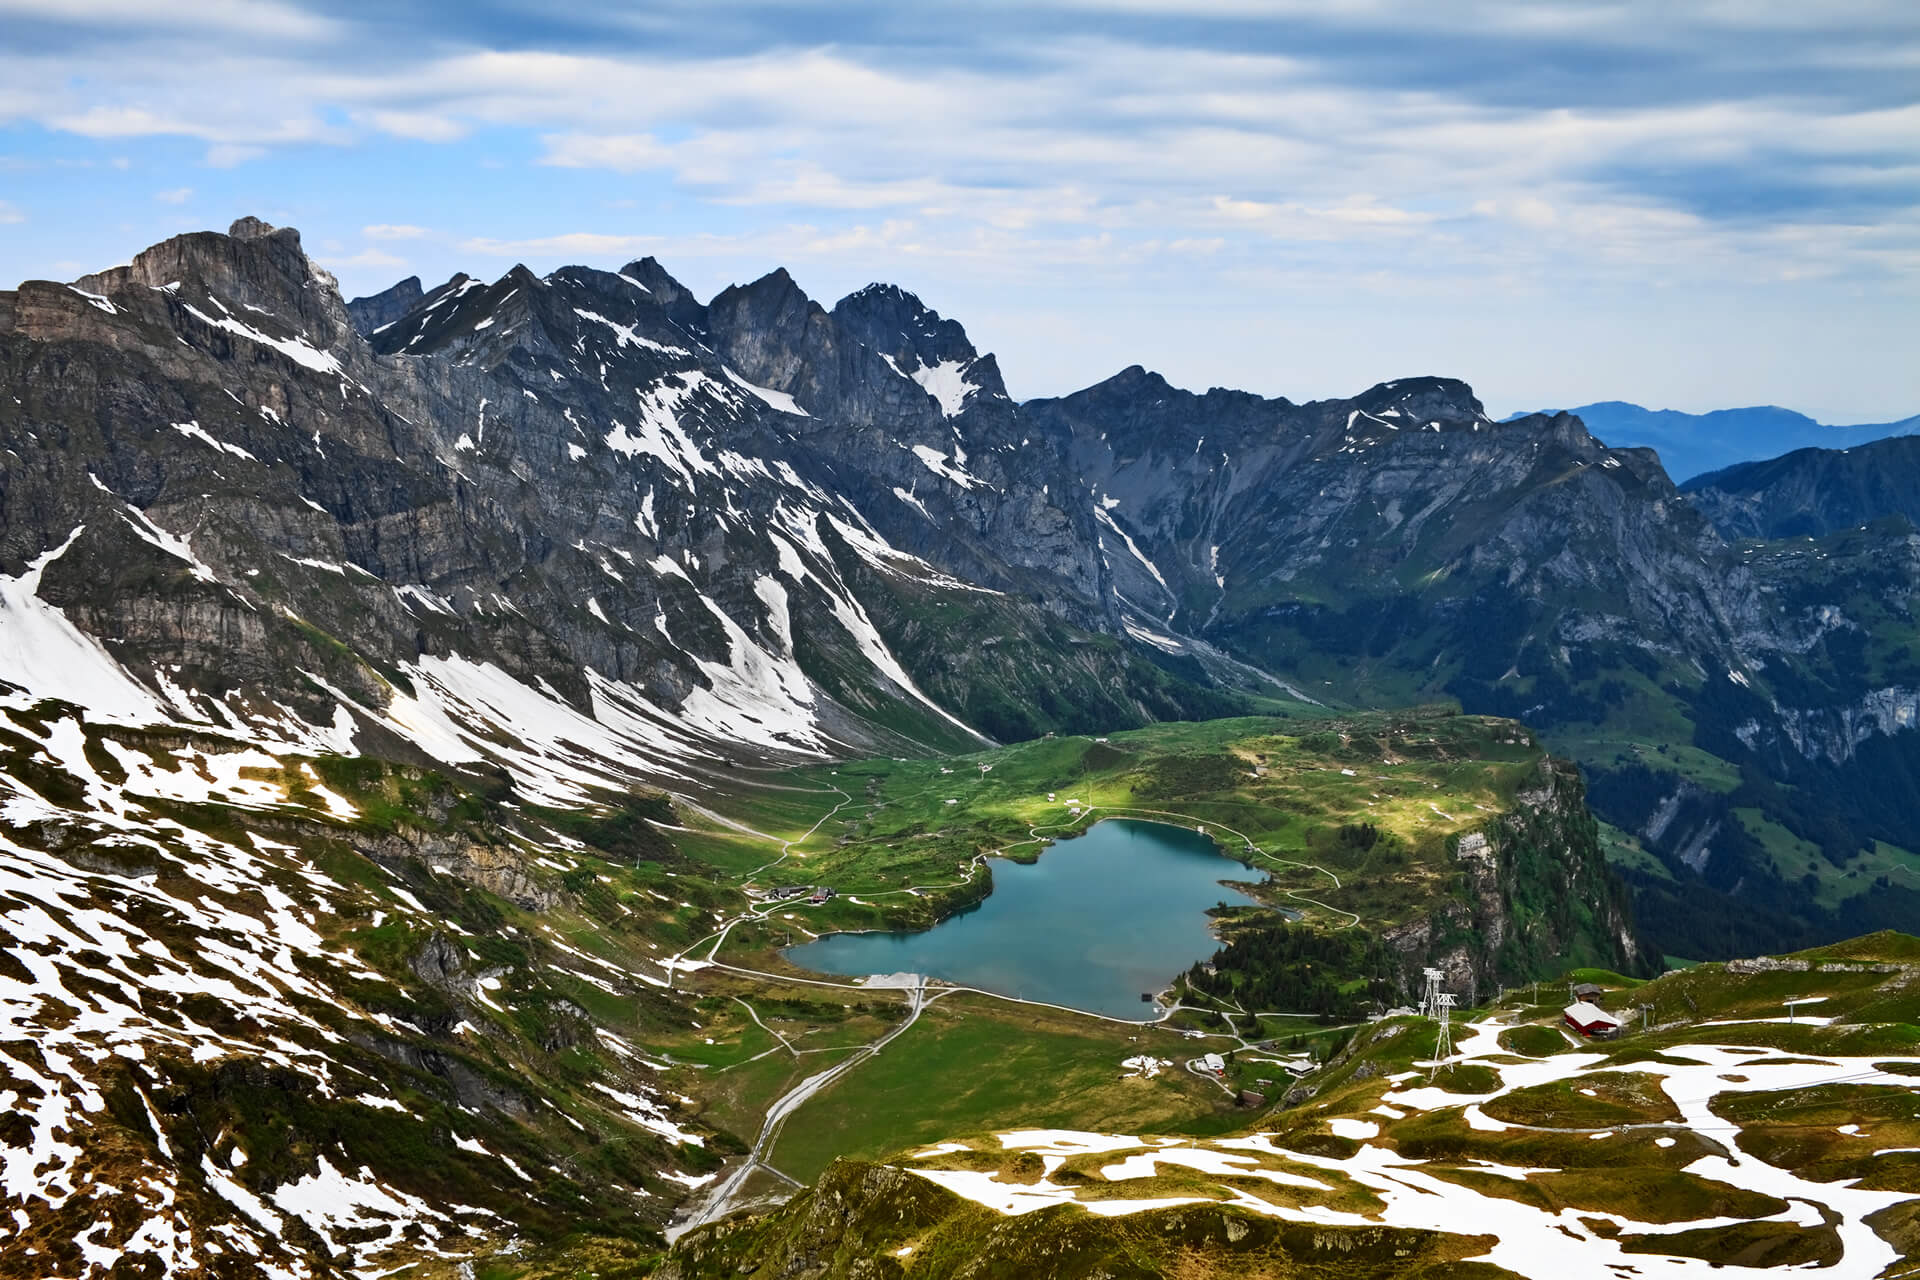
2,218,1918,1278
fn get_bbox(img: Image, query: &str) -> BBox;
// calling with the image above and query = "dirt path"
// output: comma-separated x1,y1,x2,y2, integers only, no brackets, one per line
665,780,852,983
668,978,940,1241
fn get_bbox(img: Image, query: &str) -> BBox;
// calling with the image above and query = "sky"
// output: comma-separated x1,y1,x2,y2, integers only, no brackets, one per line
1,1,1915,422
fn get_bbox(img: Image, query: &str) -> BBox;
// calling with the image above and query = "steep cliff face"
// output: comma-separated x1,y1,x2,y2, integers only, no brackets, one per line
1384,758,1648,999
345,274,425,336
1033,371,1740,713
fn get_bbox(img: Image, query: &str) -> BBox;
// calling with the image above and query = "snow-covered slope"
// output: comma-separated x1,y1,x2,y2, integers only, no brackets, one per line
0,694,725,1276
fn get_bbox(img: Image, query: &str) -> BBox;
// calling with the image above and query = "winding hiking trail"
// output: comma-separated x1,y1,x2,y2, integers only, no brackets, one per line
665,778,852,982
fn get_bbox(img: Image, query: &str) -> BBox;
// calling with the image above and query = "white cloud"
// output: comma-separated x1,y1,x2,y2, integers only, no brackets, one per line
364,110,466,143
0,199,23,224
0,0,336,39
460,232,663,259
51,105,198,138
713,166,954,212
363,223,430,240
539,132,675,173
323,247,407,270
204,143,266,168
153,186,192,205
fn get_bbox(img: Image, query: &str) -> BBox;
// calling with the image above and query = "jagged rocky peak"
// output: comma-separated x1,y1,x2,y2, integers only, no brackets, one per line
1038,364,1166,419
1038,364,1289,458
1345,375,1487,429
831,282,983,371
710,266,820,334
618,255,710,339
834,282,1011,418
703,266,829,392
73,216,353,348
346,274,425,336
368,264,556,358
1060,364,1214,408
693,268,877,421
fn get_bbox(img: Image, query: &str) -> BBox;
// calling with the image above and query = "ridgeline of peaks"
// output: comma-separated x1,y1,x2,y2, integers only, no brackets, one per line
1684,434,1920,541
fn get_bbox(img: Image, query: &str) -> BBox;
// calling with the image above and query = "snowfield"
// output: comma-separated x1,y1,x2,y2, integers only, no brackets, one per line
899,1015,1920,1277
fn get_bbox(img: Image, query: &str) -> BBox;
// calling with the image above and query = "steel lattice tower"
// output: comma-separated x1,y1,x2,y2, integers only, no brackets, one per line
1419,967,1444,1020
1429,993,1457,1081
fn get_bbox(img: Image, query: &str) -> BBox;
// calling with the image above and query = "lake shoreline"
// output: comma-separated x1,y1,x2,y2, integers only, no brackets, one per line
782,817,1267,1021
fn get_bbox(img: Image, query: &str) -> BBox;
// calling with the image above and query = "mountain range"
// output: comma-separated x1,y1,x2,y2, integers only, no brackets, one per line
1508,400,1920,483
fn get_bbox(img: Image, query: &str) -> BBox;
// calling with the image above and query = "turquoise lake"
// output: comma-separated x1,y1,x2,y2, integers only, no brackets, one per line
783,818,1262,1020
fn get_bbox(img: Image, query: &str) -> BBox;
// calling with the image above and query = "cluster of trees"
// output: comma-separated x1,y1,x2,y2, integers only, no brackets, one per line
1187,920,1398,1023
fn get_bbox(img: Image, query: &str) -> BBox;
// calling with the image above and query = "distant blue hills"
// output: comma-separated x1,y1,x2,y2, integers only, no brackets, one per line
1505,401,1920,483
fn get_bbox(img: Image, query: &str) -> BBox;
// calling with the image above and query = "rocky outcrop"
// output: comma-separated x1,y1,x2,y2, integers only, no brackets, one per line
1773,685,1920,764
345,274,424,336
1385,759,1649,996
357,826,562,910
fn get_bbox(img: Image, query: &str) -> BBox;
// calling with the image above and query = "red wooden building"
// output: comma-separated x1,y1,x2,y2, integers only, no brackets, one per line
1563,1001,1622,1038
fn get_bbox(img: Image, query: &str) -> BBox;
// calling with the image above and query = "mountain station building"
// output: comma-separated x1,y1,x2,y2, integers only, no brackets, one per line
1563,1001,1623,1038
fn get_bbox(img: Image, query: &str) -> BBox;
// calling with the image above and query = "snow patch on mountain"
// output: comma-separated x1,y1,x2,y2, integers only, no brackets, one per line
908,359,978,418
910,444,983,490
170,420,258,461
767,511,991,744
605,373,727,487
723,367,809,417
181,303,342,375
1095,508,1172,602
0,529,171,725
573,308,690,357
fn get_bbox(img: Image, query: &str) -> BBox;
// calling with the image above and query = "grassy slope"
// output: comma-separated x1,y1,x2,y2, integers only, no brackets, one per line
693,710,1546,937
768,994,1250,1183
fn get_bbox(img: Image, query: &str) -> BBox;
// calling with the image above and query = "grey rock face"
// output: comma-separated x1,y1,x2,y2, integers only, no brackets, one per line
1684,434,1920,541
347,275,425,336
0,219,1233,807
